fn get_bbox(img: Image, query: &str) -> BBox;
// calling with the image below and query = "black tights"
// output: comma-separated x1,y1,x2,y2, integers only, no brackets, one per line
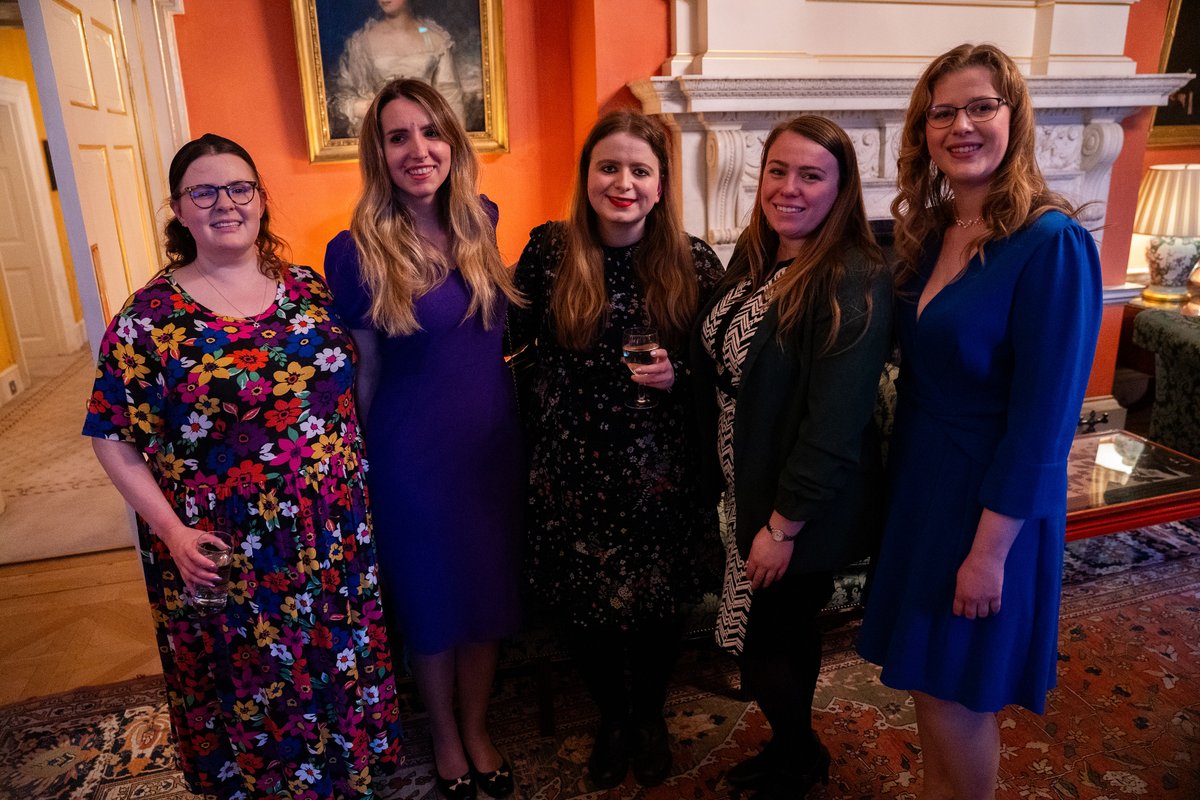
568,618,683,726
739,571,835,760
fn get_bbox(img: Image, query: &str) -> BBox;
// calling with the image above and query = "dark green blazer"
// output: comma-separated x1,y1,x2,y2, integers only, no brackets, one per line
691,249,894,574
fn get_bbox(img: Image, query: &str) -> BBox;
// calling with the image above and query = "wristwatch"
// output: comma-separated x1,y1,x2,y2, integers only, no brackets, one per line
766,521,798,542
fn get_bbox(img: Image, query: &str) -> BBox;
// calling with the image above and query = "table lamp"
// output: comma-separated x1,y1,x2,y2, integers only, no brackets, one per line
1133,163,1200,304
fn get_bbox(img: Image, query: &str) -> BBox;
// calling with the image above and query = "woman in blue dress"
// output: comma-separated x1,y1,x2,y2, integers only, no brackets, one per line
857,44,1102,799
324,79,522,800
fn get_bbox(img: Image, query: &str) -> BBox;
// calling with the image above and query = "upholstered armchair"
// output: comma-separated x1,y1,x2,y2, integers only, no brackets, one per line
1132,309,1200,458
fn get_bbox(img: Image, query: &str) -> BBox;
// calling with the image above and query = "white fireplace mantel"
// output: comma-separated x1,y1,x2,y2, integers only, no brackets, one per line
631,73,1192,263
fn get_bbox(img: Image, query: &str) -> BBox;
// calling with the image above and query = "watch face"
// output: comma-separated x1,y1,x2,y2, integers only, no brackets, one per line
770,528,784,542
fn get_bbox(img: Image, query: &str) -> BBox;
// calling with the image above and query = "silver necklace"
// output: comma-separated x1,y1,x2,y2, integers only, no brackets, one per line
197,264,272,328
954,216,983,229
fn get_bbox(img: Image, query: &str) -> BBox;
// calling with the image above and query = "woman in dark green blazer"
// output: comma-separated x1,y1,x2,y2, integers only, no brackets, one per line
693,115,893,800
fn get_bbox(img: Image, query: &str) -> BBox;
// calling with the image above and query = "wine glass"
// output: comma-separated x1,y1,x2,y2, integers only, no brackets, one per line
622,326,659,410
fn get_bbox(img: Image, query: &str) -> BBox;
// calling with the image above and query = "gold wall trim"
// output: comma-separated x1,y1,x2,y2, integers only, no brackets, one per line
90,16,128,116
51,0,99,110
77,143,135,299
112,143,156,278
114,0,164,262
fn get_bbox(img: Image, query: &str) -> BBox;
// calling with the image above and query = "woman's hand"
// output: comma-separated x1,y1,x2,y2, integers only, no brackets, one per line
157,525,226,592
952,550,1005,619
952,508,1022,619
745,528,793,590
628,348,675,391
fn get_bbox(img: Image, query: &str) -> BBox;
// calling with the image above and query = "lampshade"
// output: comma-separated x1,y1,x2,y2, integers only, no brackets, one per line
1133,164,1200,238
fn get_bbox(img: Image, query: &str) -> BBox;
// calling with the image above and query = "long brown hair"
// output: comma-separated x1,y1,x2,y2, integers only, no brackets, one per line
164,133,288,278
726,115,884,350
550,110,696,350
891,43,1075,284
351,78,518,336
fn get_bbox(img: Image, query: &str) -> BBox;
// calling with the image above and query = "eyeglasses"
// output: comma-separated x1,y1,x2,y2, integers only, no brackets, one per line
925,98,1008,129
178,181,259,209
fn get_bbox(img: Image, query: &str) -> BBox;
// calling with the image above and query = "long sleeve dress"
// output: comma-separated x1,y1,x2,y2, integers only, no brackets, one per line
324,230,523,656
82,265,403,799
505,222,724,630
856,211,1102,713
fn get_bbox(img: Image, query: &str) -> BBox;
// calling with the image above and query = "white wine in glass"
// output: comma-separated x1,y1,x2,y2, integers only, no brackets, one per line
622,326,659,409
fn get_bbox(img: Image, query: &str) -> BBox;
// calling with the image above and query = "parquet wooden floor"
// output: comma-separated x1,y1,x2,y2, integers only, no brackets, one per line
0,548,160,705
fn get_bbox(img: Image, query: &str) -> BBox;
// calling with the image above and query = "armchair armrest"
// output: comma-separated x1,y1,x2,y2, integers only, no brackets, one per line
1133,309,1200,368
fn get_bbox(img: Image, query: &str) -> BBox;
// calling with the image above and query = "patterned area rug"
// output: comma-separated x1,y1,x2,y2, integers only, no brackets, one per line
2,520,1198,799
0,350,130,563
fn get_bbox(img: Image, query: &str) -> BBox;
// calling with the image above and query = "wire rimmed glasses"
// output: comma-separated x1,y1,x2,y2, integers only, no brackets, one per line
925,97,1007,129
179,181,259,209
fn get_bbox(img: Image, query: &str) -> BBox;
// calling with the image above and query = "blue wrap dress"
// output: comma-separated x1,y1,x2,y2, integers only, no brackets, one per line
857,211,1102,713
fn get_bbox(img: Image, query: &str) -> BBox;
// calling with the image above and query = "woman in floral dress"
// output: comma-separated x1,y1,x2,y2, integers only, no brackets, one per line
506,110,722,790
84,134,403,800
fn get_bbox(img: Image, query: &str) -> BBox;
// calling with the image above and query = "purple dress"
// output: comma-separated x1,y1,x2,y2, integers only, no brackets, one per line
324,230,522,655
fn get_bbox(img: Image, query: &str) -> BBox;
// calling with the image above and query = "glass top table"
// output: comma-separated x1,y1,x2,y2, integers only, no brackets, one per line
1065,431,1200,540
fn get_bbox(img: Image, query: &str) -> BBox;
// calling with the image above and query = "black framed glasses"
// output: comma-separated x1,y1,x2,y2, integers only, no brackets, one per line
179,181,259,209
925,98,1007,128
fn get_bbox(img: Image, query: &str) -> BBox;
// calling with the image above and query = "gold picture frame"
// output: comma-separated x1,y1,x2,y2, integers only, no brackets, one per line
291,0,509,163
1149,0,1199,148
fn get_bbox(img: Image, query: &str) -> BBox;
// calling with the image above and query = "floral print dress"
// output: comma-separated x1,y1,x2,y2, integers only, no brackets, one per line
83,265,403,800
507,222,724,630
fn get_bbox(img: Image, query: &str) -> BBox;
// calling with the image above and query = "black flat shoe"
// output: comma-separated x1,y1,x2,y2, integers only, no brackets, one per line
436,770,477,800
631,716,672,787
587,719,629,789
470,757,514,798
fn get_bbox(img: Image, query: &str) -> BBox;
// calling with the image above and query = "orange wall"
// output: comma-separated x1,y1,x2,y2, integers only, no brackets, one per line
174,0,666,268
1087,0,1200,396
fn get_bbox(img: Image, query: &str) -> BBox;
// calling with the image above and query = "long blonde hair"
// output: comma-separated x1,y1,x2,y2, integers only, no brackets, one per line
350,78,518,336
725,115,884,351
891,43,1076,284
550,110,697,350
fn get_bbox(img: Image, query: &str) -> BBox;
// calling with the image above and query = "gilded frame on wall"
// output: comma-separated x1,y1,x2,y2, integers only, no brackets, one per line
291,0,509,163
1149,0,1200,148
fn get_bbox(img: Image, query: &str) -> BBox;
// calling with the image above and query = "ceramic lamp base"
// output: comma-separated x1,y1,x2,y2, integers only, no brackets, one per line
1142,235,1199,305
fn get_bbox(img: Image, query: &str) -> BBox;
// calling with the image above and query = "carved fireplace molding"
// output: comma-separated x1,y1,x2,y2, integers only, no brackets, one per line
632,74,1190,262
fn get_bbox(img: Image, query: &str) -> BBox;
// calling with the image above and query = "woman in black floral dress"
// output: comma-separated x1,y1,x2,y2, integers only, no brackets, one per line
506,110,721,790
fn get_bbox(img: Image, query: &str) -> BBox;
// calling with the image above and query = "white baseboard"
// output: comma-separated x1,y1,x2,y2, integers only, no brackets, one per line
0,363,25,409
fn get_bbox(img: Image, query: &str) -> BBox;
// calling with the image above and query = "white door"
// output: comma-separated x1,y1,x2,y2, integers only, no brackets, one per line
0,76,82,368
21,0,162,325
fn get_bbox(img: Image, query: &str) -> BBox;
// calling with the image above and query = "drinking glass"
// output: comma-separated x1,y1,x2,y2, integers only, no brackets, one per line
622,326,659,410
188,529,234,613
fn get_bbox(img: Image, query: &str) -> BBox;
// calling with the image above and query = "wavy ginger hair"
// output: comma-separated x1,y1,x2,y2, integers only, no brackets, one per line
351,79,518,335
891,43,1076,284
551,110,697,350
725,115,884,350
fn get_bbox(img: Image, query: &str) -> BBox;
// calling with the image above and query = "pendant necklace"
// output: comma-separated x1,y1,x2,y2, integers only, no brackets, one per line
197,264,273,328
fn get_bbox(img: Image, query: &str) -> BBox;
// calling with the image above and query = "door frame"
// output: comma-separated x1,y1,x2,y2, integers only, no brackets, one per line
18,0,188,350
0,75,85,399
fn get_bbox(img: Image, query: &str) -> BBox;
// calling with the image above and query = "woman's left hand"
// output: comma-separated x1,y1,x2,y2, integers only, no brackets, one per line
745,528,792,590
628,348,675,391
952,550,1005,619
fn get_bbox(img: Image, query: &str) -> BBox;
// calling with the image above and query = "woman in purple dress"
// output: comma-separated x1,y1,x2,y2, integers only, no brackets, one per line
324,79,522,800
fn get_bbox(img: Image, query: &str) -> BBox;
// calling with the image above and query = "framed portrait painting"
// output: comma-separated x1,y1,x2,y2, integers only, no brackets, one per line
1149,0,1199,148
291,0,508,162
